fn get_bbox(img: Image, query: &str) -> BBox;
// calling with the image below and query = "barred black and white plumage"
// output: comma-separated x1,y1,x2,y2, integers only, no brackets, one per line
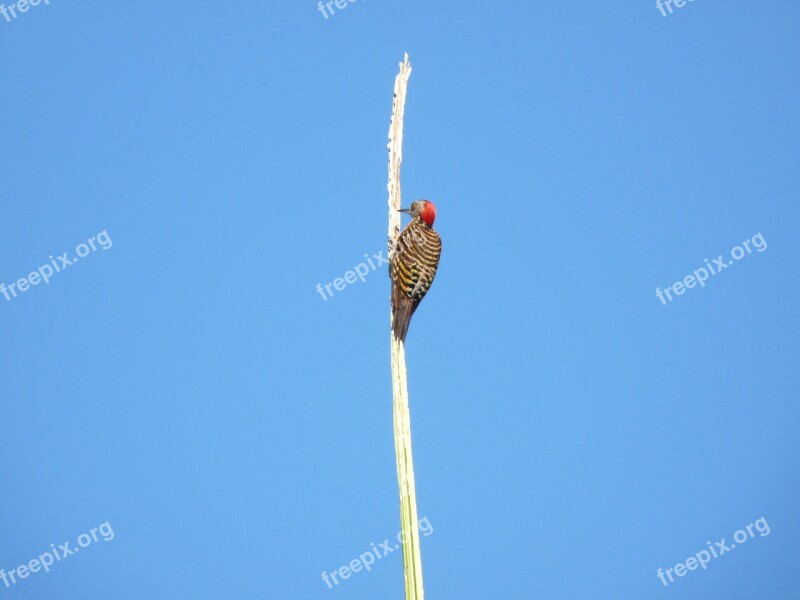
390,200,441,341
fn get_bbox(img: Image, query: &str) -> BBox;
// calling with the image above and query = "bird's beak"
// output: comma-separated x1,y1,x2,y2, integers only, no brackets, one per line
398,208,411,214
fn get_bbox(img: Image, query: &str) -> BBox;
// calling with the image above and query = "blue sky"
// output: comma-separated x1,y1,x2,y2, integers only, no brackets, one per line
1,1,798,598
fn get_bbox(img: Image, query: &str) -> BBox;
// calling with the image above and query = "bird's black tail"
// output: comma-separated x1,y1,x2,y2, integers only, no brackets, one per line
391,291,415,342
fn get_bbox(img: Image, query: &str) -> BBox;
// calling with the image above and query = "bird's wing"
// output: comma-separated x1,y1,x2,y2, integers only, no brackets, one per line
391,224,441,303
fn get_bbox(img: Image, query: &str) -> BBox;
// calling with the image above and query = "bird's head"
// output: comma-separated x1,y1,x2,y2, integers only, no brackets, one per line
399,199,436,227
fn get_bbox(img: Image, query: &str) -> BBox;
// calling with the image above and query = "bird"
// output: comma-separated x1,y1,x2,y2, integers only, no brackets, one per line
390,199,442,341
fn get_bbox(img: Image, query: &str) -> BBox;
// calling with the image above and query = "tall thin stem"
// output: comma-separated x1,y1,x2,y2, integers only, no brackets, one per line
386,54,424,600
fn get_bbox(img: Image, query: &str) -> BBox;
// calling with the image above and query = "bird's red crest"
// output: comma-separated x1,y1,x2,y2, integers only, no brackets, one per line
421,200,436,226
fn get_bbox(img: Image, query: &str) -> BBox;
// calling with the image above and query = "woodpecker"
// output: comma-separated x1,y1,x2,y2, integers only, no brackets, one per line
390,199,442,341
